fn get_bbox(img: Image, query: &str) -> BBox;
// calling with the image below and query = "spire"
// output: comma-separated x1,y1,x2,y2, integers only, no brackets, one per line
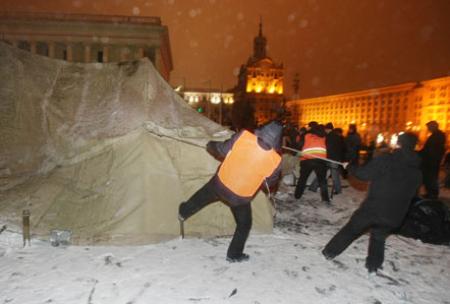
253,17,267,60
259,15,263,37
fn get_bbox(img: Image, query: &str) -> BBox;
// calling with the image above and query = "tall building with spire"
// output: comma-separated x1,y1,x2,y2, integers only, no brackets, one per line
232,19,284,128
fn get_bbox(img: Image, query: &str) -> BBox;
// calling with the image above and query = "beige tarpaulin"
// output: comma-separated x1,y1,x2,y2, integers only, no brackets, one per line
0,42,273,245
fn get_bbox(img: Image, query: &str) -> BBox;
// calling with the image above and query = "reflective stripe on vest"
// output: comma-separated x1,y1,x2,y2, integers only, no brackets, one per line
301,133,326,160
218,131,281,197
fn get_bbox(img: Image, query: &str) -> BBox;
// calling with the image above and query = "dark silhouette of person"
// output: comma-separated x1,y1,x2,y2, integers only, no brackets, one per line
322,132,422,273
419,120,446,199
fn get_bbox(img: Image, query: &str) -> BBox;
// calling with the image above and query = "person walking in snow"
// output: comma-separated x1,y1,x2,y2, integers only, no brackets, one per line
294,122,330,203
309,123,345,195
322,132,422,273
419,120,446,199
178,121,282,262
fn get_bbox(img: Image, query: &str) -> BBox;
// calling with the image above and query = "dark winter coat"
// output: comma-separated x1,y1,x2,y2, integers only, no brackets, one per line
345,132,362,162
326,131,345,162
419,130,446,169
206,123,282,206
348,148,422,227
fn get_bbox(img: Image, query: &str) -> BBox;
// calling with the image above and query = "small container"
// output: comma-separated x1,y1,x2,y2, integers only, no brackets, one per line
50,229,72,247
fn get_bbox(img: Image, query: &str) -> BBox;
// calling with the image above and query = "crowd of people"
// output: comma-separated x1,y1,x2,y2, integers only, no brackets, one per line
284,120,448,201
177,119,447,274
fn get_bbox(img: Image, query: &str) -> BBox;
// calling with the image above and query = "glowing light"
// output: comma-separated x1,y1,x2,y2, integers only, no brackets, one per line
210,94,221,104
390,133,398,148
223,96,234,104
376,133,384,145
255,84,263,93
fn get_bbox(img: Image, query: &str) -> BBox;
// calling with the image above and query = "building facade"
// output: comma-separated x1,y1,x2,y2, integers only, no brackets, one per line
0,11,173,80
182,88,234,125
287,76,450,143
233,21,284,127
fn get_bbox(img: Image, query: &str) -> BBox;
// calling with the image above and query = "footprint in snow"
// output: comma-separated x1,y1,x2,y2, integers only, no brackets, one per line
284,269,299,278
314,285,336,296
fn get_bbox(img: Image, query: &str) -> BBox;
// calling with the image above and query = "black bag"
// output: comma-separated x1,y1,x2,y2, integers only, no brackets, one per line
397,197,450,245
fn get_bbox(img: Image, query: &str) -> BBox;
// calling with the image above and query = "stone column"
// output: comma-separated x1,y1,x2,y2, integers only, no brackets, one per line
84,44,91,63
137,47,145,59
102,46,109,63
30,41,37,54
154,48,162,71
66,45,73,62
48,42,55,58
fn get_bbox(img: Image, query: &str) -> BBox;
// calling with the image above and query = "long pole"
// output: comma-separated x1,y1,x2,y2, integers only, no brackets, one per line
282,146,345,166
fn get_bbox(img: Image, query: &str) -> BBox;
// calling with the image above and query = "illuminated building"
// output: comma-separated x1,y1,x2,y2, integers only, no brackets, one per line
287,76,450,143
233,20,284,127
181,88,234,125
0,11,173,80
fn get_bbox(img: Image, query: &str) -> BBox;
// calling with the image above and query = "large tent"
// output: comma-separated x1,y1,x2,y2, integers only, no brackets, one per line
0,42,273,245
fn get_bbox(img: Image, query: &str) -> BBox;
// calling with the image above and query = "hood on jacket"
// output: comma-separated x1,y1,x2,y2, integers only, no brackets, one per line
254,121,283,151
398,132,418,151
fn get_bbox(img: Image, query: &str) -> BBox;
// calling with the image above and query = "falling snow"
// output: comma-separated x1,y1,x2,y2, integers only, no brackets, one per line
132,6,140,16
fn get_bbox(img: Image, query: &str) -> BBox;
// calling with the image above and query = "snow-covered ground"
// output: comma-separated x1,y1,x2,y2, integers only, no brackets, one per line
1,179,449,304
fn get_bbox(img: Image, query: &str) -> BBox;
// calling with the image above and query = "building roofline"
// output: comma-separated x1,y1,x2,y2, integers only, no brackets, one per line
183,87,233,94
293,75,450,102
0,11,162,26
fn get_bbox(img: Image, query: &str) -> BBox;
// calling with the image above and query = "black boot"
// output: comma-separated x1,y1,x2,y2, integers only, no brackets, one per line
226,253,250,263
321,248,336,260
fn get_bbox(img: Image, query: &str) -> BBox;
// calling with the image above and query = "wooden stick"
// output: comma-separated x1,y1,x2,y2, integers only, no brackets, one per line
282,146,345,166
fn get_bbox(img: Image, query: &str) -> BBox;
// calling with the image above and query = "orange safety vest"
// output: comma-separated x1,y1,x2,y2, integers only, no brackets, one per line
218,131,281,197
301,133,326,160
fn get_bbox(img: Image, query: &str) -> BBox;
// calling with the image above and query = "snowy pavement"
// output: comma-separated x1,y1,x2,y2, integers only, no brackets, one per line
1,183,449,304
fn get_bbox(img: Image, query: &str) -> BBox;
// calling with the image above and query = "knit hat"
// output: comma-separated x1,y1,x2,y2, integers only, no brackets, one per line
254,121,283,150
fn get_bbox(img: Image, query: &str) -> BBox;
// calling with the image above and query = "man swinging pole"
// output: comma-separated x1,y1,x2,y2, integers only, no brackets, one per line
178,121,283,262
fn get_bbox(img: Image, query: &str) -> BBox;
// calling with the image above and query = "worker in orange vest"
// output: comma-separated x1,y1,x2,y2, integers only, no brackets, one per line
179,121,283,262
294,122,330,203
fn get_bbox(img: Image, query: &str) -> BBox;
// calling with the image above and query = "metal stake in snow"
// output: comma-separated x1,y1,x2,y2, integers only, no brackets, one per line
22,209,31,247
282,146,346,166
179,216,185,240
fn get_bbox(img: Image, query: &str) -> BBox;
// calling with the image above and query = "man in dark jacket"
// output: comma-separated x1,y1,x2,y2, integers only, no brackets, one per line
322,132,422,273
419,120,446,199
178,121,282,262
345,123,362,166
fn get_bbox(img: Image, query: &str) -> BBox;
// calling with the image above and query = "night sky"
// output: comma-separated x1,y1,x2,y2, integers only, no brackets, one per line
2,0,450,98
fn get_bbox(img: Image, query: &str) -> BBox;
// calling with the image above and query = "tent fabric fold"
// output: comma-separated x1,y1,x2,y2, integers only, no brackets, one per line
0,42,273,245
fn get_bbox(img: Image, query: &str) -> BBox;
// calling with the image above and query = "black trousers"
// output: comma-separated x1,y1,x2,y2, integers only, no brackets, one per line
323,208,392,271
422,166,440,199
179,179,252,258
294,159,329,201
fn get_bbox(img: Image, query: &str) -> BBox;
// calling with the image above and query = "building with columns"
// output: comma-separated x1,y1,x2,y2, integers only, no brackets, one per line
287,76,450,143
233,20,284,128
0,11,173,80
181,88,234,126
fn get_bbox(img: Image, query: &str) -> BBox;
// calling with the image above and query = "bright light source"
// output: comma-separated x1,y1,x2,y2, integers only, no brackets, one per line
390,133,398,148
376,133,384,144
210,94,221,104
